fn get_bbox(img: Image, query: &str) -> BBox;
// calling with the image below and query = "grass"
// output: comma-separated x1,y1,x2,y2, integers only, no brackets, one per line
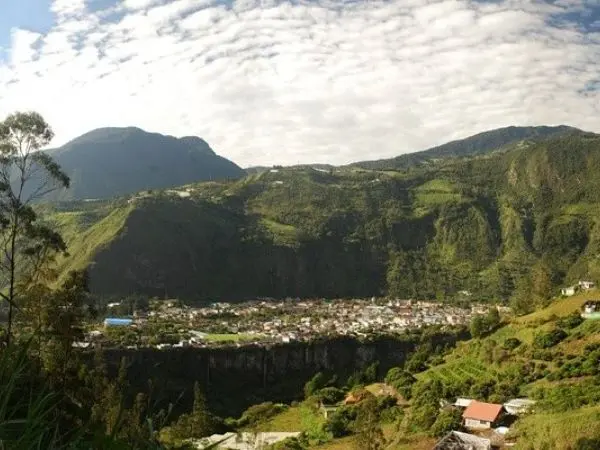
203,333,256,343
418,358,495,383
52,203,133,285
414,179,462,206
516,290,599,325
260,218,299,246
313,424,435,450
253,406,305,432
511,405,600,449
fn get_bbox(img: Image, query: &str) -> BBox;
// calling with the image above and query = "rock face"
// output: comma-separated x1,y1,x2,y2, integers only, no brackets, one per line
98,333,466,416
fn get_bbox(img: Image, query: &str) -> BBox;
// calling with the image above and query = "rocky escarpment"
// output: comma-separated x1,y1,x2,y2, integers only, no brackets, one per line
97,332,466,417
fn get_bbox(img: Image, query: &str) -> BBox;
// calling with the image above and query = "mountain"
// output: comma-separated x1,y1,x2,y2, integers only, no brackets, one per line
45,127,244,199
351,125,580,170
44,129,600,308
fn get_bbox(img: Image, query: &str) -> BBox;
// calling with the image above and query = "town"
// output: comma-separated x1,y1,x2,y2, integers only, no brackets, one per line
77,297,497,350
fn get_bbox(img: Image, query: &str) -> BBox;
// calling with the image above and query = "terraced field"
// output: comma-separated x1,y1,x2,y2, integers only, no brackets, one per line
419,358,496,383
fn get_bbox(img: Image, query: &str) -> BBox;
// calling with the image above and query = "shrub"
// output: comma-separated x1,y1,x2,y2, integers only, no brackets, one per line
430,408,463,437
503,337,522,350
315,387,345,405
237,402,286,427
533,328,568,349
557,312,584,330
323,406,357,438
385,368,416,399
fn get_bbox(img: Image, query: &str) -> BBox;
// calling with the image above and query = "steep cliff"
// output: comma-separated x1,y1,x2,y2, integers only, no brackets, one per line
97,332,465,417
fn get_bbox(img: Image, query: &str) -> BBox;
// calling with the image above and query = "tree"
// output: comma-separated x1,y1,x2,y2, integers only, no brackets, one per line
470,315,488,338
385,368,416,399
0,112,69,344
38,270,87,387
430,408,462,437
486,307,500,330
304,372,327,399
353,395,385,450
531,262,553,307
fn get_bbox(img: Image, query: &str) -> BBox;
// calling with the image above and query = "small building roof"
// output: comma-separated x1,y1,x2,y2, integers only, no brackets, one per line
434,431,491,450
454,397,474,407
104,318,133,325
504,398,535,407
463,401,503,422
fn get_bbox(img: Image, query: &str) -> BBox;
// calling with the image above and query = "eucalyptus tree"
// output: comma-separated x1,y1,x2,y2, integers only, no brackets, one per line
0,111,69,344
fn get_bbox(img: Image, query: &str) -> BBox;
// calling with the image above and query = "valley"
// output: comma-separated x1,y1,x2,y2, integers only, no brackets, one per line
2,117,600,449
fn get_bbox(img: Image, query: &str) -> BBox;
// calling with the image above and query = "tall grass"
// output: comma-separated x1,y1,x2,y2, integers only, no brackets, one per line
0,341,166,449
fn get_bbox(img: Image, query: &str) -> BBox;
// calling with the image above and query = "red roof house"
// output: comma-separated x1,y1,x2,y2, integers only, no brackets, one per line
462,401,504,430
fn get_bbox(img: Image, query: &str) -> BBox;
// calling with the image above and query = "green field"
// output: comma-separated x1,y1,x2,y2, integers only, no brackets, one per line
203,333,257,343
511,405,600,449
418,358,495,383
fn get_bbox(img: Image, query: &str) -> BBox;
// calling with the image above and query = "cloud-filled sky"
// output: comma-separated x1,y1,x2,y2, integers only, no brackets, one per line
0,0,599,167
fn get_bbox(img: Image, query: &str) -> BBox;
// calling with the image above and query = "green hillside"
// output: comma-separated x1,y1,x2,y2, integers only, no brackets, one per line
351,125,579,170
43,131,600,308
233,290,600,449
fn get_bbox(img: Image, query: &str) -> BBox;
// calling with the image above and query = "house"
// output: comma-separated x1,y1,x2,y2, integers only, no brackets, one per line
582,301,600,320
434,431,491,450
462,401,504,430
579,280,596,290
503,398,536,416
103,318,133,327
319,402,339,419
561,285,578,297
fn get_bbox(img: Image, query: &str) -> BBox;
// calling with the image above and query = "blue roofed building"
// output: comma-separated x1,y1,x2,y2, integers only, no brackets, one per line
104,318,133,327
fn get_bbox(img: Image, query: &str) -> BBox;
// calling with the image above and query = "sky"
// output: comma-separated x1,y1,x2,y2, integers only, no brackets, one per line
0,0,599,167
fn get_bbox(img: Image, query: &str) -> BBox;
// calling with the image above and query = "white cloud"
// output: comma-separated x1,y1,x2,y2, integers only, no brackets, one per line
9,29,42,65
1,0,599,166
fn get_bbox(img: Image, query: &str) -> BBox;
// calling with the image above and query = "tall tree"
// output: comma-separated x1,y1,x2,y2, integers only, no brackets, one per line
354,395,385,450
0,111,69,344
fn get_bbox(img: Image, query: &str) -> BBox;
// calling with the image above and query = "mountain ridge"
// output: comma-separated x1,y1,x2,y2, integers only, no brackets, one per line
44,127,244,200
44,129,600,309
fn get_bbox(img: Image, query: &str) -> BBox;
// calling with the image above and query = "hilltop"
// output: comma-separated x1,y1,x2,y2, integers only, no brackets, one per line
43,127,244,200
42,130,600,308
350,125,580,170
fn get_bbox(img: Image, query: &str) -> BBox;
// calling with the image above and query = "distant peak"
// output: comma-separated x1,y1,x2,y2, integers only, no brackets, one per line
179,136,215,155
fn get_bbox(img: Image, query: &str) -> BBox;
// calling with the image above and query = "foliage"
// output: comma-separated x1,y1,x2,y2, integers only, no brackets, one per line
304,373,328,399
161,382,221,441
385,368,416,399
557,312,584,329
353,395,385,450
315,387,345,405
430,408,463,437
575,437,600,450
470,308,501,338
533,328,568,349
323,406,357,438
0,111,70,344
236,402,287,428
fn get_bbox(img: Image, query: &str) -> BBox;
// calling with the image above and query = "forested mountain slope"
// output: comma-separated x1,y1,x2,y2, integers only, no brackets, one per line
43,127,244,200
45,131,600,308
351,125,579,170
